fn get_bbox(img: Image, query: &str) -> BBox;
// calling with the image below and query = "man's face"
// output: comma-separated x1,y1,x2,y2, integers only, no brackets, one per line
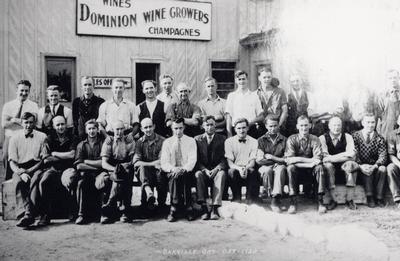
142,82,156,99
22,117,35,135
16,84,30,102
235,74,248,89
47,90,60,106
141,121,155,137
296,119,310,135
113,122,125,139
362,116,376,133
290,75,302,91
177,86,190,101
161,78,173,94
172,122,184,138
203,119,216,136
235,122,248,139
53,117,66,135
258,71,272,87
387,71,399,88
266,120,279,135
205,80,217,97
81,78,94,97
329,119,342,135
85,123,98,138
112,82,125,99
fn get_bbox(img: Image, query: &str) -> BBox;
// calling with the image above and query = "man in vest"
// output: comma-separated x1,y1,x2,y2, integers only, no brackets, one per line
320,116,358,210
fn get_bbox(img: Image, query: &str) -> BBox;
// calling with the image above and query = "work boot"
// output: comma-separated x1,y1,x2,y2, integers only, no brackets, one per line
376,198,385,208
271,197,282,213
346,200,357,210
288,197,297,214
16,215,35,228
367,196,376,208
326,200,338,211
37,214,50,227
201,205,210,220
318,203,327,214
210,206,220,220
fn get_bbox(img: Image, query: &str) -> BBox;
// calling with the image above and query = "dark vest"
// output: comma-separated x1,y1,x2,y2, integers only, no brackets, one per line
138,100,167,137
288,91,309,117
324,133,347,155
42,104,66,134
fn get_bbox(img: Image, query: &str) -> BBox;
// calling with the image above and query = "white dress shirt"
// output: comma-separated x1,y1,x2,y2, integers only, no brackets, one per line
161,134,197,172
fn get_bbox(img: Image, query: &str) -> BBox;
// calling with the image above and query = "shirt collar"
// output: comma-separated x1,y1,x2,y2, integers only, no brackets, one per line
111,98,126,105
206,95,221,102
263,132,284,142
329,133,342,141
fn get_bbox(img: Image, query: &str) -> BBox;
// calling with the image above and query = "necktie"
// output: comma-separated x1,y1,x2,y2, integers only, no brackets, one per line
366,134,371,144
52,105,56,116
238,139,246,143
175,138,183,167
25,133,33,138
332,138,338,146
15,102,24,119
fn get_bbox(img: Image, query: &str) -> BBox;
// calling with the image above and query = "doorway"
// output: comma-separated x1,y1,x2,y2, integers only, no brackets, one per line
135,63,160,104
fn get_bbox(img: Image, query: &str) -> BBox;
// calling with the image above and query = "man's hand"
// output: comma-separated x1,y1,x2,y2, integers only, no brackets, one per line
20,173,30,183
154,162,161,170
285,158,296,165
239,167,247,179
312,158,322,167
10,117,22,124
264,154,274,160
323,156,332,163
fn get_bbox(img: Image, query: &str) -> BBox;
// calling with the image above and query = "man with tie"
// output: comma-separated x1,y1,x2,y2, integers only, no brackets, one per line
37,85,73,135
352,113,387,208
224,118,259,203
285,115,327,214
156,74,178,112
161,118,197,222
2,80,39,180
320,116,358,210
8,112,48,227
194,115,227,220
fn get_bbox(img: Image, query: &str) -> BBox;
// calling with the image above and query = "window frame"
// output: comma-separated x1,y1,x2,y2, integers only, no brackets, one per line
209,59,237,99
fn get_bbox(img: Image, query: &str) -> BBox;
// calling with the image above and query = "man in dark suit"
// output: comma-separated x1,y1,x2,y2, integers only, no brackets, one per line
194,116,227,220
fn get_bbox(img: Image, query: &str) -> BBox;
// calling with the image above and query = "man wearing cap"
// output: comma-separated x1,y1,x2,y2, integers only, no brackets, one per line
157,74,178,112
133,118,167,213
2,80,39,180
99,120,135,224
161,118,197,222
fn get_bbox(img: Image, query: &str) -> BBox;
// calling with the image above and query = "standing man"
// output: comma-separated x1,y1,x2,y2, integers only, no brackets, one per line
285,115,327,214
225,118,259,203
37,85,73,135
320,117,358,210
9,112,48,227
161,118,197,222
165,82,202,137
353,113,387,208
2,80,39,180
194,116,227,220
256,68,288,135
72,76,104,140
136,80,168,137
97,78,139,137
157,74,178,112
256,115,287,212
225,70,264,138
197,77,226,134
133,118,167,212
387,115,400,208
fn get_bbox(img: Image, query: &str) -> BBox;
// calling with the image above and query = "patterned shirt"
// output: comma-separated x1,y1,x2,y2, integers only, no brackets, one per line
285,133,323,159
256,87,287,118
353,130,387,166
133,134,164,163
256,133,287,165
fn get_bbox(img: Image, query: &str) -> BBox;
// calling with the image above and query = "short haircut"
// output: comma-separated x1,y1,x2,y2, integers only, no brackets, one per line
362,112,376,121
265,114,279,123
112,78,126,86
297,115,310,124
173,117,185,125
235,70,248,79
203,115,216,123
159,74,174,82
258,67,272,75
52,115,66,124
17,80,31,88
85,119,98,128
141,80,156,88
234,117,249,127
21,112,35,121
329,116,342,125
47,85,60,92
204,76,217,84
81,76,93,83
176,82,190,91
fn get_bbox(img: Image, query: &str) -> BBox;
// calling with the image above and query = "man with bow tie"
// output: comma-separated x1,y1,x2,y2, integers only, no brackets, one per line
9,112,48,227
225,118,259,203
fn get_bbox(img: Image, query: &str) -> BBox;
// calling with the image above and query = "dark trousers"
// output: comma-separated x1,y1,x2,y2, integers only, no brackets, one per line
76,170,103,217
258,164,286,197
362,166,386,199
167,171,193,208
287,164,326,196
195,169,226,206
323,162,358,188
3,136,13,180
387,163,400,202
136,166,168,206
227,168,259,201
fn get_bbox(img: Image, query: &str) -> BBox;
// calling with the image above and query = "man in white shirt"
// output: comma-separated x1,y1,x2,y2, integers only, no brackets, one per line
156,74,178,112
2,80,39,180
161,118,197,222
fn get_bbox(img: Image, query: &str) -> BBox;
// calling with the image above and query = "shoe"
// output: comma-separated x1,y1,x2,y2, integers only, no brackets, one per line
271,198,282,213
326,200,338,211
37,215,50,227
75,216,87,225
16,215,35,227
210,206,220,220
346,200,357,210
167,211,177,222
396,202,400,209
201,206,210,220
120,213,130,223
68,213,77,222
376,199,385,208
288,197,297,214
186,209,195,221
147,194,156,211
100,216,112,224
318,204,327,214
367,196,376,208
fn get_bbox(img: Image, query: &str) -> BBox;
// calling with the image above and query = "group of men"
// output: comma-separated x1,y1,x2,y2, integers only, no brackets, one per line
3,68,400,229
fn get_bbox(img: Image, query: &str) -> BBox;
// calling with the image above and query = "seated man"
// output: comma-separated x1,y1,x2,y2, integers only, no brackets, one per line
133,118,167,212
256,115,287,213
99,120,135,224
9,112,48,227
73,119,105,224
161,118,197,222
387,115,400,208
353,113,387,208
225,118,259,203
194,116,227,220
285,115,327,214
320,116,358,210
40,116,77,226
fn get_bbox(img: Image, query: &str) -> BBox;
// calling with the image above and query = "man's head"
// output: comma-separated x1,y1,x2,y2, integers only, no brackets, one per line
258,68,273,87
159,74,174,95
112,120,126,139
176,82,190,102
290,74,302,91
234,118,249,139
328,116,343,136
16,80,31,102
235,70,248,90
171,118,185,138
361,113,376,134
141,80,156,100
204,77,217,97
387,69,400,88
111,78,125,99
52,115,67,135
81,76,94,98
202,115,216,136
265,115,280,135
296,115,311,136
85,119,99,138
140,117,155,137
47,85,60,106
21,112,35,135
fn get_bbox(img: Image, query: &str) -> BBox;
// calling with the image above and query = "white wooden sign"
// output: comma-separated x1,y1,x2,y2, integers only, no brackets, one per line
93,76,132,88
76,0,212,41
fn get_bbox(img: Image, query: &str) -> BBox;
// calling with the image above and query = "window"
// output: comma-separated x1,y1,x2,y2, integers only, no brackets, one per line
211,61,236,99
45,56,76,102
